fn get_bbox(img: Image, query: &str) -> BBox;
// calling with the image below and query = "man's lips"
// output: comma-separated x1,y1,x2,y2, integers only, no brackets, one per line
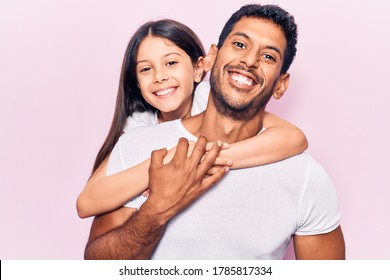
229,72,255,86
225,65,262,87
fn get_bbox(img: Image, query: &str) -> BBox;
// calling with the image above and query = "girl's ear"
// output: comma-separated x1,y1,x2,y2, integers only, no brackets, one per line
273,73,290,100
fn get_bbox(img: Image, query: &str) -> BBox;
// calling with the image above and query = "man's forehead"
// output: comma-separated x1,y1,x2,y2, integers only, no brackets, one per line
227,17,286,50
229,17,280,34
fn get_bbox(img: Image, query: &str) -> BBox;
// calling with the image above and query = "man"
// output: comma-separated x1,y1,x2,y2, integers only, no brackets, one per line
85,4,345,259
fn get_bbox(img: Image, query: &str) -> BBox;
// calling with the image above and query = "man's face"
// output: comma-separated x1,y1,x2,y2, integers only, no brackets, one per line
210,17,287,121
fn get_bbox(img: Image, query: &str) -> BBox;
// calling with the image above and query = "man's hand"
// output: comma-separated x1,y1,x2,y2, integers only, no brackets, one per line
163,140,231,166
141,139,231,197
141,136,229,223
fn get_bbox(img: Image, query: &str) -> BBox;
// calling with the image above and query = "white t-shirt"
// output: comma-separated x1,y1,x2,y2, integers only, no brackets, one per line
107,120,341,260
123,81,210,132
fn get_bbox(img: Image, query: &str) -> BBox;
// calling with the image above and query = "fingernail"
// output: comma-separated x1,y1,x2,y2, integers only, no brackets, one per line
217,140,222,147
227,160,233,166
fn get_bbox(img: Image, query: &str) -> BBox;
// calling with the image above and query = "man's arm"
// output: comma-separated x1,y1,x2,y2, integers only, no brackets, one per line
84,206,165,259
84,136,229,259
293,226,346,259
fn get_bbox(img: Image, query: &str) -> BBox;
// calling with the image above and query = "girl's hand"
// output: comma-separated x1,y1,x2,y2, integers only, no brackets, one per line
202,141,232,175
142,190,149,197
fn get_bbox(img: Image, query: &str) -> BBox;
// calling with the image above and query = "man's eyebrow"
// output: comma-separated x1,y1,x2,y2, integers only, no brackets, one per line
137,52,182,65
231,31,250,39
267,46,282,58
230,32,283,58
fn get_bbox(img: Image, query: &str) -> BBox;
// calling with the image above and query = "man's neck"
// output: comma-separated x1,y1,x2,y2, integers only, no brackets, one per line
183,96,264,144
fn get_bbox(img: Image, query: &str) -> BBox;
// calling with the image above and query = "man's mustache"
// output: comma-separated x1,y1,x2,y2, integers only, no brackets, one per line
224,65,263,85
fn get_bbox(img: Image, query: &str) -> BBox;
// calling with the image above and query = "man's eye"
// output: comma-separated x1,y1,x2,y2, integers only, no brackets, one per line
264,54,276,61
233,42,246,49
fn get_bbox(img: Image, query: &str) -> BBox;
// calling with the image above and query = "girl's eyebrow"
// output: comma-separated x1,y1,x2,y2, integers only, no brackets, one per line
230,32,283,58
137,52,183,65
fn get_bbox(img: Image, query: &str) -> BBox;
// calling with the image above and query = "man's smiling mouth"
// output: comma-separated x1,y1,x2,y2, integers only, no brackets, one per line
230,72,254,86
225,65,262,89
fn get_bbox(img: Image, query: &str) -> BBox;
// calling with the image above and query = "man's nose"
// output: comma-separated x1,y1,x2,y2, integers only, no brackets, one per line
239,49,259,68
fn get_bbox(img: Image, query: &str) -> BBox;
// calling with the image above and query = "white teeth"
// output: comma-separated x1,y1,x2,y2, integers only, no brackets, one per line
155,87,175,96
231,73,254,86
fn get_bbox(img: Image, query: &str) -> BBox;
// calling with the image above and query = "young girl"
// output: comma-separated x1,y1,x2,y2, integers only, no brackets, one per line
76,19,308,218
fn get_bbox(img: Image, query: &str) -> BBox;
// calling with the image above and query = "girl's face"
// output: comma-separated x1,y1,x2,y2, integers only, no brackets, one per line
136,36,203,122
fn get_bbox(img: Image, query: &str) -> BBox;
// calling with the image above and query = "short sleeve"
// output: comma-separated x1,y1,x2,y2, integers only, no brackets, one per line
106,135,148,210
123,111,158,133
106,136,124,176
295,157,341,235
123,194,148,210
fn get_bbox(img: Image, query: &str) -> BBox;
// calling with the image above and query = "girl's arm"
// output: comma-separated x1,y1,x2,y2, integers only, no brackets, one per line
76,156,150,219
77,110,300,218
77,145,231,218
220,111,308,169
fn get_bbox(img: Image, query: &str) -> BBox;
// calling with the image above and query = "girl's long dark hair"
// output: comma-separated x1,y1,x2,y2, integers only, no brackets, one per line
91,19,205,173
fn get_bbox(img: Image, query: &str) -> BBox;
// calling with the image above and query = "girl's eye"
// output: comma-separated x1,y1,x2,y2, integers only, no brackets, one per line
233,42,246,49
140,67,151,73
166,61,178,66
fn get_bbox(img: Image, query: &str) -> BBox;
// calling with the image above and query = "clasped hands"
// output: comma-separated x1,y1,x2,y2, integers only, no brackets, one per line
140,136,230,222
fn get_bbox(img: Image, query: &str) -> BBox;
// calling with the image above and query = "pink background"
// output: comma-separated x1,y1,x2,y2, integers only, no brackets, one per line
1,0,389,259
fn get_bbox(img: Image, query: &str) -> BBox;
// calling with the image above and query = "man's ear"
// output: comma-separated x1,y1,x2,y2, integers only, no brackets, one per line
193,57,205,83
273,73,290,100
202,44,218,72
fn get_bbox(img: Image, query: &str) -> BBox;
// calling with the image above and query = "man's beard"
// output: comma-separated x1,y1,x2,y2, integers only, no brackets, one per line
209,64,275,121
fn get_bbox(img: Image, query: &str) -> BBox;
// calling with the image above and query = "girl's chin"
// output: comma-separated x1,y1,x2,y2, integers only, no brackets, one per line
155,102,180,112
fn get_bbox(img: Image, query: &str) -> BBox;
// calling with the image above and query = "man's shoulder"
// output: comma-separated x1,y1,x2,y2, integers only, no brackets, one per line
274,152,312,168
283,152,334,187
293,152,330,175
270,152,331,180
279,152,321,167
